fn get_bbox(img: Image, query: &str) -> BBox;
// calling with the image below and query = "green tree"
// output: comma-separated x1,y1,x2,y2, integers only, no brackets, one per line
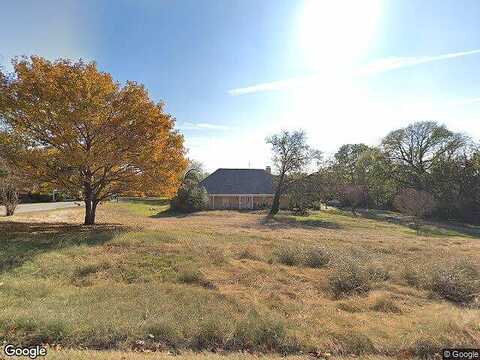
356,148,397,208
429,147,480,222
333,143,371,184
381,121,466,190
171,169,208,213
266,130,320,216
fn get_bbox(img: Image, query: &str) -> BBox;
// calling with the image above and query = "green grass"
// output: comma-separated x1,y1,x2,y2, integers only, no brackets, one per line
0,204,479,358
0,223,298,353
116,198,170,217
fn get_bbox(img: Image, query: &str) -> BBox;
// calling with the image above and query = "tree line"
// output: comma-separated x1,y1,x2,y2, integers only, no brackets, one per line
1,57,479,226
267,123,480,225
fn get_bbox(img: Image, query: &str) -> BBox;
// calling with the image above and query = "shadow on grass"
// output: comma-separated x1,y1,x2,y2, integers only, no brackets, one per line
118,198,170,206
150,209,191,219
0,221,128,273
420,222,480,239
357,209,480,239
262,214,342,230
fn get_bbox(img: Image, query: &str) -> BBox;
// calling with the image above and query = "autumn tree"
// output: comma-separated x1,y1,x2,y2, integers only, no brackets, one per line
266,130,320,216
394,188,436,234
0,57,187,225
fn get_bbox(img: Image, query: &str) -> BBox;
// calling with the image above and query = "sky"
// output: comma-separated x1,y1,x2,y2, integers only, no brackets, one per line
1,0,480,171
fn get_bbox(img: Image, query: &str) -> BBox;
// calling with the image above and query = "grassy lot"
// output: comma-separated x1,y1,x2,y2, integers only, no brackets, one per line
42,350,392,360
0,200,479,359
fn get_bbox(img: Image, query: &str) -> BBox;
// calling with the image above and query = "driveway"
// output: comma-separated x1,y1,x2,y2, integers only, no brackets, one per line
2,201,83,215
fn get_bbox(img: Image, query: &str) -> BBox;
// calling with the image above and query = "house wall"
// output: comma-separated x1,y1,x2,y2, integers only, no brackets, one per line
209,195,239,209
208,195,288,210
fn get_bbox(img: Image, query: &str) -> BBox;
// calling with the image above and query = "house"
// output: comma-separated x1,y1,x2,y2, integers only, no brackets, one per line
200,167,287,210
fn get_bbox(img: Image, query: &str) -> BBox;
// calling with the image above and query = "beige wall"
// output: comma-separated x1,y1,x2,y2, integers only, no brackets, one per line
208,195,239,209
208,195,288,210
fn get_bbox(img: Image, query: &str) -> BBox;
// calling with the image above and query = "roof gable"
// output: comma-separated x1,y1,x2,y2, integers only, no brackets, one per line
200,168,274,195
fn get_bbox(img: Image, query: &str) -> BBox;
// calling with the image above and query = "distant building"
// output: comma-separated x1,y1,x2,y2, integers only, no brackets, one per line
200,167,287,210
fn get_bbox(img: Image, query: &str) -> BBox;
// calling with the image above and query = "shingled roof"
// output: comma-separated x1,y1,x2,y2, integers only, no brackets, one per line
200,168,274,195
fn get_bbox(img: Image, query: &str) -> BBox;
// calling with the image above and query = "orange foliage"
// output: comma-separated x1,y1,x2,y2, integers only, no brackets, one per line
0,57,187,223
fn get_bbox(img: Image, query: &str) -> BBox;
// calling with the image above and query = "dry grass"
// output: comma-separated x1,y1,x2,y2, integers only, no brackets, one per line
1,201,480,358
45,349,392,360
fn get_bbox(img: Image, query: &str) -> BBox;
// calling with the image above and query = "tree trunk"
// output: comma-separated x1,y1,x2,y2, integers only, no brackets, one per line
83,184,98,225
84,201,95,225
269,189,281,216
5,205,16,216
269,172,286,217
84,200,99,225
413,217,421,235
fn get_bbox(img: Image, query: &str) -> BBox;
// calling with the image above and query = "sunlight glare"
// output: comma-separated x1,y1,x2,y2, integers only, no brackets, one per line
298,0,382,72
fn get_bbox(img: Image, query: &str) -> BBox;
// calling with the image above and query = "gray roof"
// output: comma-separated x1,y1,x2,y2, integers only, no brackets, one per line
200,168,274,195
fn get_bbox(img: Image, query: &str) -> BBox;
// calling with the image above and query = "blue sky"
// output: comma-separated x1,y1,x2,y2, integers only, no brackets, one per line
1,0,480,171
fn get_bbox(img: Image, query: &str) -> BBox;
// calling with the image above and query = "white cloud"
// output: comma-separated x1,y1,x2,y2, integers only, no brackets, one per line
228,49,480,96
227,77,307,96
177,122,235,131
356,49,480,76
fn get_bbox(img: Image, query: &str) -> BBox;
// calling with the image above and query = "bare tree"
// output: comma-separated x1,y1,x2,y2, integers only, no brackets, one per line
266,130,320,216
342,185,367,215
394,188,436,234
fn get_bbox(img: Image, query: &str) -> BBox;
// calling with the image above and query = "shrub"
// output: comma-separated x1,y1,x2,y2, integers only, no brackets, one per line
171,174,208,213
228,312,300,354
394,188,436,234
366,265,391,282
328,261,371,298
303,246,330,268
404,336,443,359
336,301,363,313
274,245,302,266
275,245,330,268
203,246,226,265
370,296,401,313
145,321,181,348
428,262,479,304
176,266,215,289
401,266,424,287
237,247,261,261
335,332,375,355
191,318,226,350
73,261,110,278
20,192,53,203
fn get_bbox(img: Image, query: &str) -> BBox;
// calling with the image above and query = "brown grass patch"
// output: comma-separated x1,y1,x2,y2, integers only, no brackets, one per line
1,202,480,357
